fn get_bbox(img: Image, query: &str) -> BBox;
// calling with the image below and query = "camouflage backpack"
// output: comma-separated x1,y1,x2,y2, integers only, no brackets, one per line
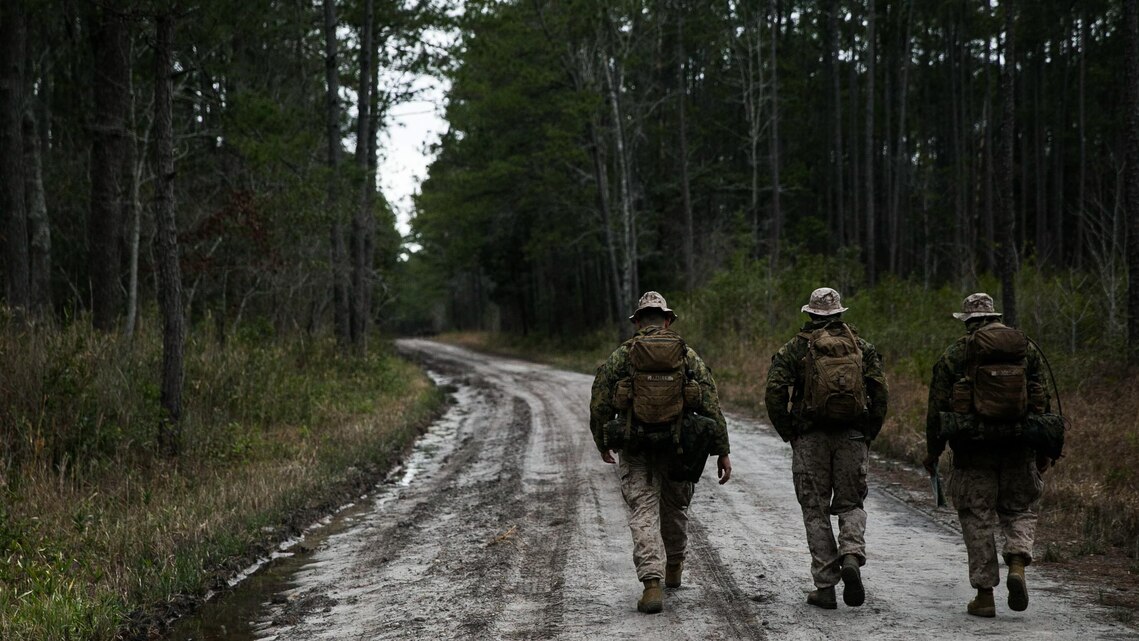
963,322,1029,420
798,322,867,421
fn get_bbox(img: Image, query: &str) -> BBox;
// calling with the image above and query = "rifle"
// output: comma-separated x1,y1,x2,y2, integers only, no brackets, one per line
930,463,947,508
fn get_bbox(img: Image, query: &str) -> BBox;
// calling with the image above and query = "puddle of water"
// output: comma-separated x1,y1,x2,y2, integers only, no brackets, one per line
164,372,468,641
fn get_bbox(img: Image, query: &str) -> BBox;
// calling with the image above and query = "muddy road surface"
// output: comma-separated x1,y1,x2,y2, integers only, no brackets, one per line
175,339,1137,640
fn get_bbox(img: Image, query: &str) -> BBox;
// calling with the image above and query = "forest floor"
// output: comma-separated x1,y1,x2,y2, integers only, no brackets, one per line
168,339,1139,640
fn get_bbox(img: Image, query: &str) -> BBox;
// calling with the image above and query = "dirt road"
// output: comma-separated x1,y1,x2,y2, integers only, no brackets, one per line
241,339,1135,640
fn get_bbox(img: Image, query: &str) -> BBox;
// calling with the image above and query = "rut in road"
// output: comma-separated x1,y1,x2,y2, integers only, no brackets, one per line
247,340,1136,641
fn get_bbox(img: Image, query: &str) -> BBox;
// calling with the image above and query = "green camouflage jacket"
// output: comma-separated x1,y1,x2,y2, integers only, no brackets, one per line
764,319,889,442
589,325,730,455
926,319,1049,459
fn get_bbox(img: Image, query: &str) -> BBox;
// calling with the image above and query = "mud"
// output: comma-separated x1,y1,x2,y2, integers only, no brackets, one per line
168,339,1138,640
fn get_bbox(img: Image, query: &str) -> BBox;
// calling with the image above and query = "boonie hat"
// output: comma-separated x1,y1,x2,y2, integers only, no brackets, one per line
801,287,848,316
953,292,1003,321
629,291,678,323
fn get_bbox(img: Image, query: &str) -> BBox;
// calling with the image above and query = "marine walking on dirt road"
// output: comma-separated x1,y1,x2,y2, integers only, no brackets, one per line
923,292,1065,618
764,287,889,610
589,291,732,615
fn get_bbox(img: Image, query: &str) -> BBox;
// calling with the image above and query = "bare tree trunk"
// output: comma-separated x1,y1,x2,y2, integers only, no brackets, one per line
888,0,912,274
1076,9,1087,270
864,0,876,285
1124,0,1139,360
89,3,130,330
733,2,765,257
23,108,50,318
603,26,636,311
124,48,153,340
153,12,185,454
983,14,996,273
351,0,374,348
1,0,29,316
769,0,782,269
675,7,694,291
324,0,351,344
998,0,1019,327
827,0,845,247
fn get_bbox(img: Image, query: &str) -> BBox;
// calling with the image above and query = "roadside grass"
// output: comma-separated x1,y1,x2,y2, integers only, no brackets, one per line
0,317,442,641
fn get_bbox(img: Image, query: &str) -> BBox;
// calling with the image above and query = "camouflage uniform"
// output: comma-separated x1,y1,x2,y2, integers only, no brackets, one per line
926,317,1048,589
765,319,889,589
590,324,730,582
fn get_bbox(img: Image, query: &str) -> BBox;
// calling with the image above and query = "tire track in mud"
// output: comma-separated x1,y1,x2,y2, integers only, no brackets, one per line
686,517,769,639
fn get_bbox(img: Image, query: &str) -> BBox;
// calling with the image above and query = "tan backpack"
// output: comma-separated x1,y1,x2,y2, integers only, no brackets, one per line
626,329,689,425
965,322,1029,420
799,322,867,421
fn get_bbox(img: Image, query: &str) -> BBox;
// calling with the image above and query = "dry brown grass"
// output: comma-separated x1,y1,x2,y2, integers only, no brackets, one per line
0,327,441,641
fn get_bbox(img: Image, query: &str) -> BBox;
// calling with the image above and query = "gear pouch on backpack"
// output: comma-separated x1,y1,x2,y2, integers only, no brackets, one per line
973,363,1028,420
951,379,973,414
614,378,632,410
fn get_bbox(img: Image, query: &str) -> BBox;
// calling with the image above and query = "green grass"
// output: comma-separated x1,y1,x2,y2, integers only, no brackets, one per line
0,317,443,641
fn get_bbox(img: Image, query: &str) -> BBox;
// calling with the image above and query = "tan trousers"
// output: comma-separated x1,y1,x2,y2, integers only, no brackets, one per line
791,429,869,588
949,446,1043,588
618,450,695,581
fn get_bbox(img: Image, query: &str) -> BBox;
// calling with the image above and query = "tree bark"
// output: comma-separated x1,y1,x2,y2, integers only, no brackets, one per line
1,0,29,316
826,0,845,247
864,0,876,285
324,0,351,344
769,0,782,269
88,3,130,330
23,108,51,318
153,12,185,453
351,0,374,349
1124,0,1139,360
675,6,694,291
998,0,1019,327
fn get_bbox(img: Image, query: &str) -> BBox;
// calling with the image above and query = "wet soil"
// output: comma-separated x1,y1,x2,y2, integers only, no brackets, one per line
167,339,1139,640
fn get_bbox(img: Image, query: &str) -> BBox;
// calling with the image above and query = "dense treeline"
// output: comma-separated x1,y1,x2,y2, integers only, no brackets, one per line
0,0,447,455
0,0,450,338
409,0,1138,343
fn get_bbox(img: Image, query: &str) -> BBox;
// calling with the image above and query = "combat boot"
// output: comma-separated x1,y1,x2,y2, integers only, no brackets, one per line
1007,555,1028,612
637,579,663,614
665,562,683,589
840,554,865,607
967,588,996,617
806,585,837,609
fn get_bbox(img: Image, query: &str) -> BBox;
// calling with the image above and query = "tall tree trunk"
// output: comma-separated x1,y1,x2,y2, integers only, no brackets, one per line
602,26,636,311
998,0,1019,327
1,0,29,316
769,0,782,269
1124,0,1139,360
153,12,185,453
588,115,623,325
351,0,374,348
675,6,694,291
827,0,845,247
888,0,912,274
864,0,876,285
124,39,152,340
983,14,996,273
23,108,50,318
324,0,351,344
88,4,130,330
1076,10,1087,270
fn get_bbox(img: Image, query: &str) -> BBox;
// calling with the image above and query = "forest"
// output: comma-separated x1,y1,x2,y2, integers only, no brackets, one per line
408,0,1139,348
4,0,1139,638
